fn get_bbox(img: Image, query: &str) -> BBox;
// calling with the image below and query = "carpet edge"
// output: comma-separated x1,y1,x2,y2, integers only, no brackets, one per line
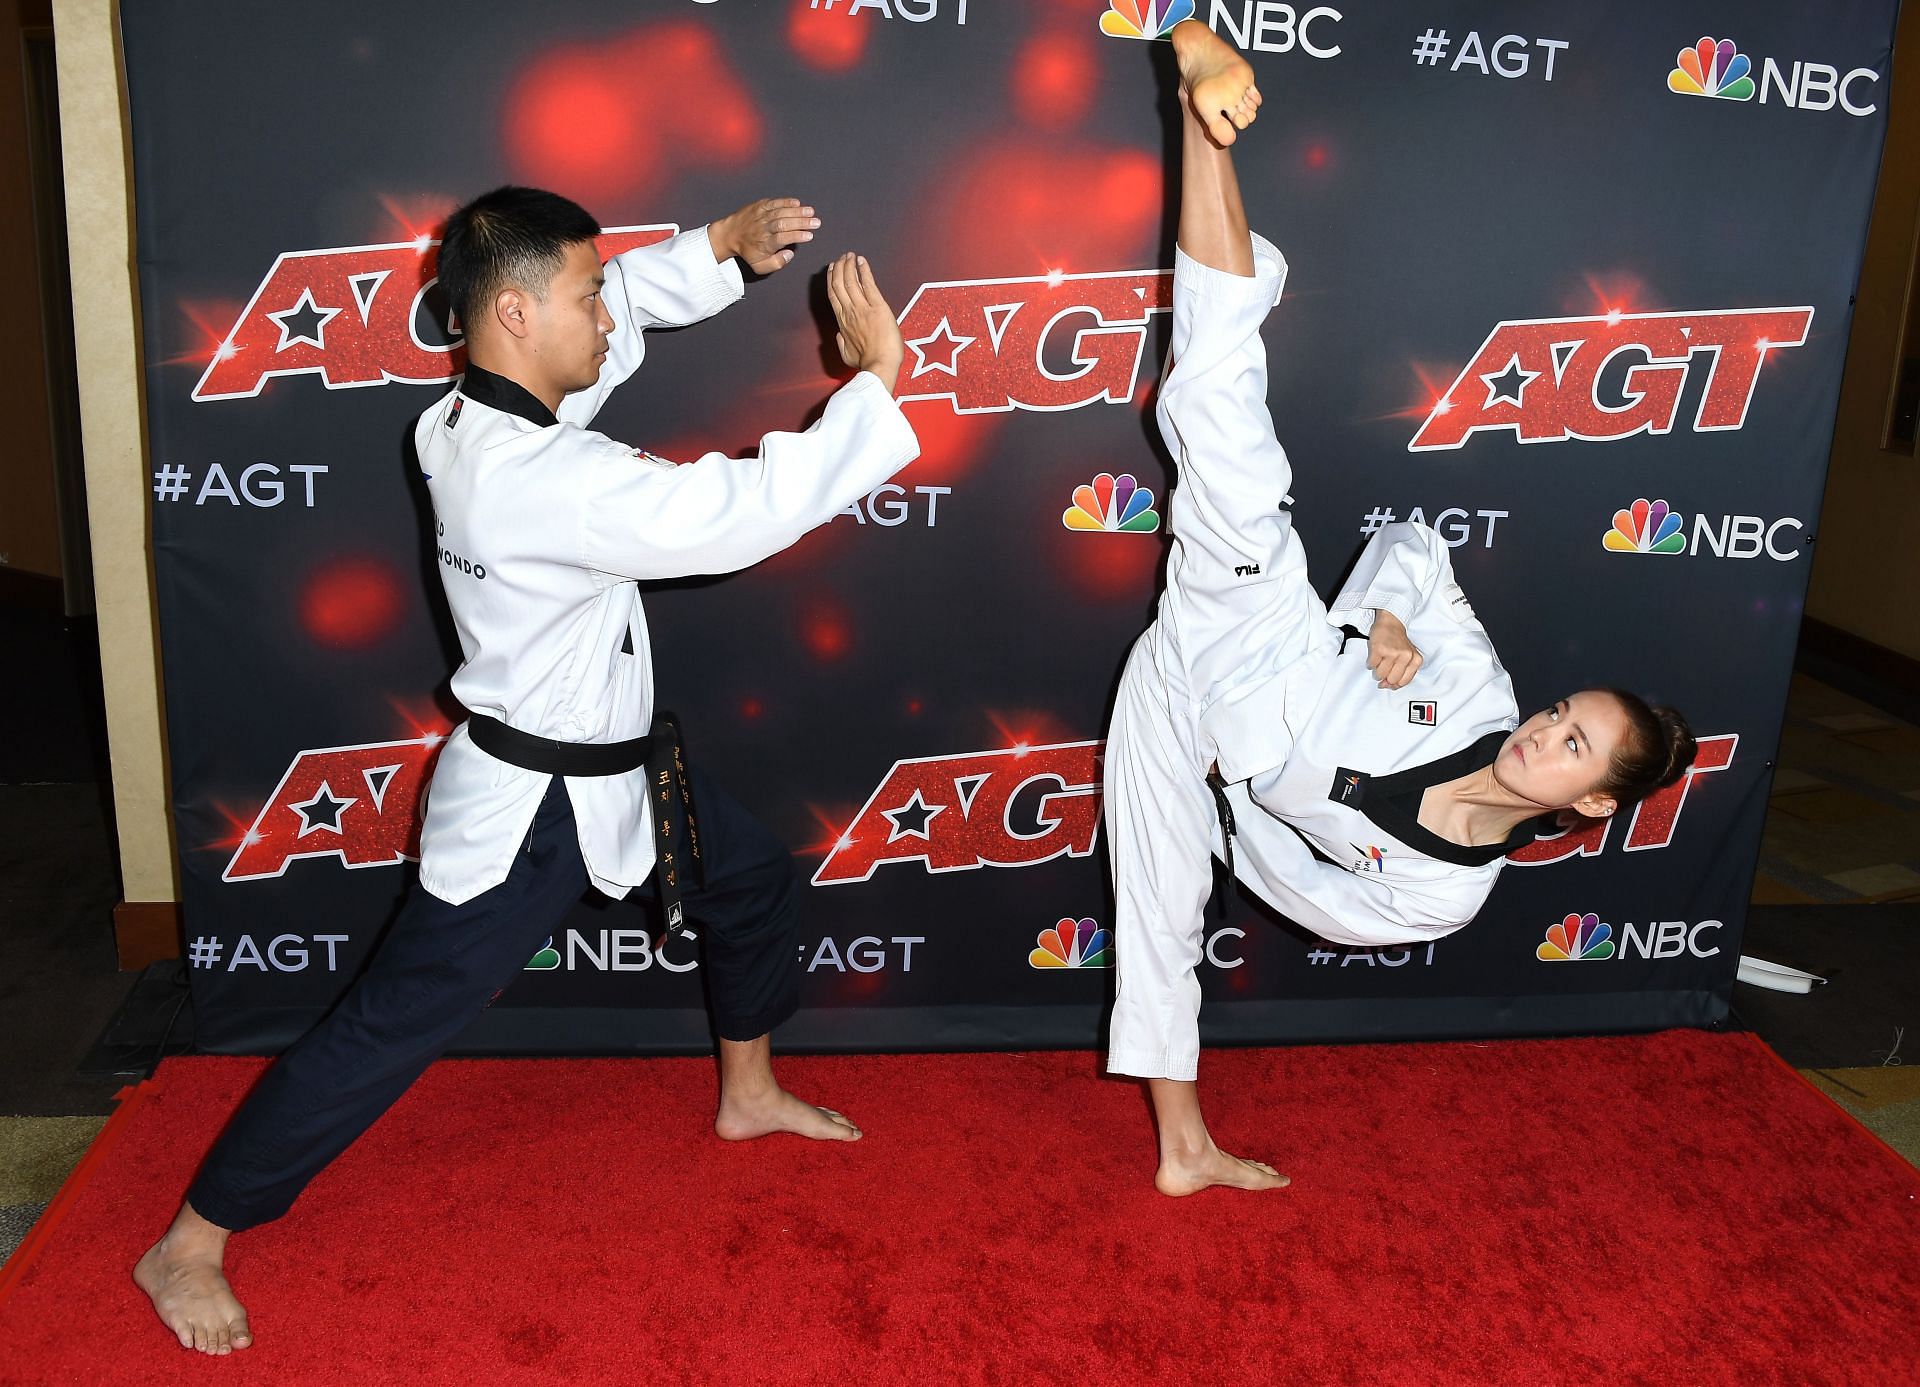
1741,1032,1920,1187
0,1080,157,1305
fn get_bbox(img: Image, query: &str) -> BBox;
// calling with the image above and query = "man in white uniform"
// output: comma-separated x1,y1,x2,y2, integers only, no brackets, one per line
137,188,918,1353
1108,23,1692,1197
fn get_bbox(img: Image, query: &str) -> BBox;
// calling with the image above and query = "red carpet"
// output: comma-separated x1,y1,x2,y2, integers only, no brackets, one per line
2,1031,1916,1385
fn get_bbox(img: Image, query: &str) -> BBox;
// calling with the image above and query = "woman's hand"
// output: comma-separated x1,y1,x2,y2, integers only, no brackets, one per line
1368,610,1423,689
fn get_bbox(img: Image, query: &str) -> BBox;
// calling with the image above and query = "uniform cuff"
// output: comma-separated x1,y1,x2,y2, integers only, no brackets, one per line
1172,231,1287,305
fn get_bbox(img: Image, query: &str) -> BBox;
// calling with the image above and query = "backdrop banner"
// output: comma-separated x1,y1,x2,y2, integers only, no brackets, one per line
124,0,1901,1053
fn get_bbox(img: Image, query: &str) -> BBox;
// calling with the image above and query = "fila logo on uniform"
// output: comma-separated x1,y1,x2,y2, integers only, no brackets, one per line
894,269,1172,414
1408,701,1437,725
190,225,675,402
445,397,463,430
1234,562,1262,577
813,740,1103,885
1408,306,1813,451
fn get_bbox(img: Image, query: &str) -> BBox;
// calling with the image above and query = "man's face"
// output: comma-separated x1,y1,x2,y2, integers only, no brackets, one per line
526,239,614,396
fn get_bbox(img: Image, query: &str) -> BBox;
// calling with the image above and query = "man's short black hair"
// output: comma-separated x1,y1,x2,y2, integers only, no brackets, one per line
437,186,601,329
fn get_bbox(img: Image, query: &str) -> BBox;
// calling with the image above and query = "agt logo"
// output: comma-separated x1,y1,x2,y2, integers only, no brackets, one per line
222,736,443,880
1536,912,1724,962
813,740,1102,885
1030,917,1112,969
191,227,674,402
1102,1,1343,59
896,269,1171,414
1063,472,1160,534
1604,498,1805,562
1408,307,1813,451
1508,733,1736,866
1667,35,1881,116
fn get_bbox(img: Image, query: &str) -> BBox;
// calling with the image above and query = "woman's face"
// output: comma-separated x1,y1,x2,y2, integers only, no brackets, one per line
1493,691,1630,816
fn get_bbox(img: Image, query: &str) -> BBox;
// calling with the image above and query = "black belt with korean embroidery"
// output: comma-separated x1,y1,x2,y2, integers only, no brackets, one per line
466,711,705,943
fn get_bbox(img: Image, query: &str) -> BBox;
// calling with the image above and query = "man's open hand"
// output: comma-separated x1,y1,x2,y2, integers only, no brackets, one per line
827,253,904,395
1368,610,1424,690
710,198,818,275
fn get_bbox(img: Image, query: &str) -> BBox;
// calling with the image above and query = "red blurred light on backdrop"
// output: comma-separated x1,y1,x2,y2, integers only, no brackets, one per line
1055,528,1166,603
788,1,869,71
502,47,661,206
799,601,853,661
1013,32,1096,131
301,556,407,649
914,140,1162,276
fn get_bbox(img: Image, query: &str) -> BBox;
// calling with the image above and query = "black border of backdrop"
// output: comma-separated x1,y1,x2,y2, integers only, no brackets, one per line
124,1,1899,1054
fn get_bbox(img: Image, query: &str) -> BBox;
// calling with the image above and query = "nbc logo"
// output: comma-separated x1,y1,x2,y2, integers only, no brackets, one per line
1604,498,1685,555
525,936,560,970
1030,917,1113,969
1063,472,1161,534
1537,912,1614,962
1100,0,1193,41
1668,37,1754,101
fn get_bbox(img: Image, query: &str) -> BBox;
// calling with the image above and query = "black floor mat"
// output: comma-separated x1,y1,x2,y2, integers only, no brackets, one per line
1731,904,1920,1068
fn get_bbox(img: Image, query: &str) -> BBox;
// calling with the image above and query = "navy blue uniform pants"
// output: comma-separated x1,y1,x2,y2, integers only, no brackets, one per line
186,769,798,1232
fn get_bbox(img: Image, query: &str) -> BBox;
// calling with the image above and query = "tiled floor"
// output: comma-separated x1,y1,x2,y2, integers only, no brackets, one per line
1753,674,1920,904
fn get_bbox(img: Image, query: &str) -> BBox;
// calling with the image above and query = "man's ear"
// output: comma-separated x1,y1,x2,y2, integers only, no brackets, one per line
1571,791,1617,820
494,286,532,340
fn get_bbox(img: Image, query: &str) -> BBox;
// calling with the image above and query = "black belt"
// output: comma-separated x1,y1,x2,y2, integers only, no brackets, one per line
466,711,704,942
1207,769,1236,920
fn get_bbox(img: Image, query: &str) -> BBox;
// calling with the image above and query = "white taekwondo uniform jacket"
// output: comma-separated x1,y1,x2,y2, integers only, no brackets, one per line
1166,234,1528,946
412,227,919,906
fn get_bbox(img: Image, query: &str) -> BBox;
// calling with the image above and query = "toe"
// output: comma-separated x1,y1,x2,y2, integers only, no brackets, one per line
233,1320,253,1350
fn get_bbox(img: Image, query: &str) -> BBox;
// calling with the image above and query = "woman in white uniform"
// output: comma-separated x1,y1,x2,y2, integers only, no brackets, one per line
1108,22,1697,1196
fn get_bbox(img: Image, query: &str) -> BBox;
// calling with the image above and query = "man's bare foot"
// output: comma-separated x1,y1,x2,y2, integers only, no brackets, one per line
1171,18,1261,146
133,1206,252,1355
715,1084,862,1142
1155,1141,1290,1196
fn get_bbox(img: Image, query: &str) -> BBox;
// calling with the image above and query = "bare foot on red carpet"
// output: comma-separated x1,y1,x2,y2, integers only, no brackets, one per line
1156,1142,1290,1197
715,1085,862,1142
1171,18,1261,146
134,1206,253,1355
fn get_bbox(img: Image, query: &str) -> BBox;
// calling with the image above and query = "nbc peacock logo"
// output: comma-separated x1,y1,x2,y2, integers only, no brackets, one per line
1604,498,1686,555
1099,0,1194,42
1537,912,1615,962
524,936,560,970
1030,917,1113,969
1668,37,1755,102
1063,472,1161,534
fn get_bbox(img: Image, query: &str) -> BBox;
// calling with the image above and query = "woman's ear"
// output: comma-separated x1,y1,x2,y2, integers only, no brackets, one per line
1571,791,1618,820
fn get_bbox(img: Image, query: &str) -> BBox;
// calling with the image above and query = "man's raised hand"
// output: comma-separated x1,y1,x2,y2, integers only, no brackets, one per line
827,253,904,395
710,197,819,275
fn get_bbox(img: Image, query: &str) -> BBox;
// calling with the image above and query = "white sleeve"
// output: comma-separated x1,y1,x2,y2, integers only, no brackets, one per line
1229,810,1486,949
578,371,919,581
1327,522,1461,635
557,226,745,428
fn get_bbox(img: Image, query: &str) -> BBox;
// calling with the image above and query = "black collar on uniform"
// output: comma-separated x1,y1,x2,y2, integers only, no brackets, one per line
458,363,559,429
1343,730,1543,867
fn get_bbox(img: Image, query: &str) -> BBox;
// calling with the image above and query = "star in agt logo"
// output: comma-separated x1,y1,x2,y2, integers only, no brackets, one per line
811,739,1102,885
1668,37,1754,101
189,226,675,402
1536,912,1615,961
895,268,1172,414
1100,0,1193,40
220,735,446,880
1605,498,1686,554
1408,306,1813,451
1063,472,1161,534
1030,917,1113,969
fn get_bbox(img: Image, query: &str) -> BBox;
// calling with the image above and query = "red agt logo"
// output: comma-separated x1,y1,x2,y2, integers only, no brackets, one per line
1507,733,1737,865
894,269,1173,414
1409,307,1813,450
191,226,676,401
812,740,1104,885
222,737,444,880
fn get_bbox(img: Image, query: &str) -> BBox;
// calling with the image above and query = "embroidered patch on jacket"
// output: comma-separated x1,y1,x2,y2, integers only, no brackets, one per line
1409,700,1437,726
446,396,463,430
1330,769,1368,806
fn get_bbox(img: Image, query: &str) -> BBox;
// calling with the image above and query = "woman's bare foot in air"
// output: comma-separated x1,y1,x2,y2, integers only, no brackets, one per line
1170,18,1262,146
1156,1140,1291,1196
